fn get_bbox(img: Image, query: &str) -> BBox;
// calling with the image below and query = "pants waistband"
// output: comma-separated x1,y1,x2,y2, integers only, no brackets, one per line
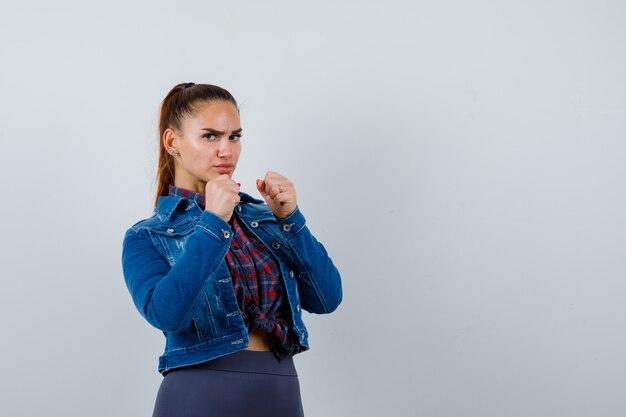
180,350,298,377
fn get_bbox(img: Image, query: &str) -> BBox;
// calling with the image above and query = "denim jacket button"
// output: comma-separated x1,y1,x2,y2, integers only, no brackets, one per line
289,270,295,278
250,221,259,228
282,223,292,232
271,242,281,250
222,229,231,239
296,304,301,312
167,228,174,234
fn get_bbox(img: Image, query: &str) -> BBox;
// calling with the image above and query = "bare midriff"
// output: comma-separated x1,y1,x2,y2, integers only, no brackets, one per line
244,331,272,351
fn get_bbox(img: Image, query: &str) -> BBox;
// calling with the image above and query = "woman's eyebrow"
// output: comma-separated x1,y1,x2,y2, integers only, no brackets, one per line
200,128,243,134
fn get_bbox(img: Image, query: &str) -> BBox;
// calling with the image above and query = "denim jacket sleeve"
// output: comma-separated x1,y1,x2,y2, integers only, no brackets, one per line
276,207,343,314
121,211,232,332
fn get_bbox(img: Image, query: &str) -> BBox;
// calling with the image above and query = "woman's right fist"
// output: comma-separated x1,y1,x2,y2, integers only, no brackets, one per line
204,175,240,222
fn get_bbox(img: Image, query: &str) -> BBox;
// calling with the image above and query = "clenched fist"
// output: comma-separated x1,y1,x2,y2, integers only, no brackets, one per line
256,171,297,219
204,174,240,222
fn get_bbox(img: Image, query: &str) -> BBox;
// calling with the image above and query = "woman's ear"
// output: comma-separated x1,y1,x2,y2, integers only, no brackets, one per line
163,128,179,156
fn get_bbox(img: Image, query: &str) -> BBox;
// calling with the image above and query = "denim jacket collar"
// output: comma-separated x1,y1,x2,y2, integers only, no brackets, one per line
154,192,264,221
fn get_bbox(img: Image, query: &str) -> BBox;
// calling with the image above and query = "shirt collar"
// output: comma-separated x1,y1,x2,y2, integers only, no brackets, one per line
168,184,206,208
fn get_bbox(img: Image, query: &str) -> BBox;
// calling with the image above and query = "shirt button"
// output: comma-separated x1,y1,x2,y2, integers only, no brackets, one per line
289,270,295,278
271,242,281,249
282,224,292,232
296,304,301,312
167,228,174,234
250,221,258,228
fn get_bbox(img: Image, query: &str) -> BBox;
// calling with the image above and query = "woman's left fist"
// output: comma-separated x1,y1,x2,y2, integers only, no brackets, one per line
256,171,297,219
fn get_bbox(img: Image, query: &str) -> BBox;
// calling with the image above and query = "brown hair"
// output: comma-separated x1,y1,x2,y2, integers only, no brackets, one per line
155,82,238,206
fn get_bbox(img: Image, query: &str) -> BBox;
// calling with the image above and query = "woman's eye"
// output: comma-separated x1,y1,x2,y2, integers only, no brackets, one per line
230,135,242,141
203,133,217,140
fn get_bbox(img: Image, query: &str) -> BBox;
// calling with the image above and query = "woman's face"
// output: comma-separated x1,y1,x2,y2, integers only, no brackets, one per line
168,100,242,193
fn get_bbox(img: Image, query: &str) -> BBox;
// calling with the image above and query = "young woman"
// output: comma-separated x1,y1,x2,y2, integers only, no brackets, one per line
121,82,342,417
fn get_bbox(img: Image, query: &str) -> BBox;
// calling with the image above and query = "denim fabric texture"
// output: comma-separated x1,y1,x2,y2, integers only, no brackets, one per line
121,192,342,374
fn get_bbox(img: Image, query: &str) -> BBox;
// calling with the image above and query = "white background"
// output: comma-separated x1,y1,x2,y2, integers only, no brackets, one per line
1,1,625,416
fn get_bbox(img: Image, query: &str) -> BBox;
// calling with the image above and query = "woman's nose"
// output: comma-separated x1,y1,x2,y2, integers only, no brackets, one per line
217,138,233,157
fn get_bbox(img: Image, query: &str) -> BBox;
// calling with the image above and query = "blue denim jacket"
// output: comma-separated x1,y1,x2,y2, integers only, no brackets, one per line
121,192,342,374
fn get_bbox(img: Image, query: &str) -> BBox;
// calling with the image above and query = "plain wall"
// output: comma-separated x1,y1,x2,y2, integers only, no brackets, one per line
1,1,625,416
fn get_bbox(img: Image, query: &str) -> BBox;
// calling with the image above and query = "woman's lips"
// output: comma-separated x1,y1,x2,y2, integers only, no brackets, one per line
215,164,234,174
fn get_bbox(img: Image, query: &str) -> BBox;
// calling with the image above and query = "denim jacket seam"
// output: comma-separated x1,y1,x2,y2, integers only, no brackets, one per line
165,332,243,354
130,218,200,234
283,224,306,240
196,223,228,242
